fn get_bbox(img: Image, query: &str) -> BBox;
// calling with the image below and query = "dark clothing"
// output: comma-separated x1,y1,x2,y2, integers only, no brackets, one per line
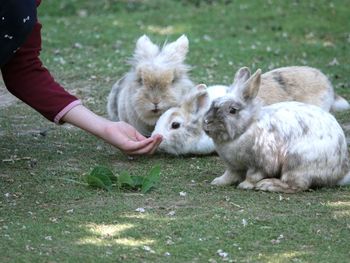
1,0,80,123
0,0,37,67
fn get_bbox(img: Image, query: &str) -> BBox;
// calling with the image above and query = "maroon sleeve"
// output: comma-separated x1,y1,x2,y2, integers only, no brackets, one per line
1,19,80,123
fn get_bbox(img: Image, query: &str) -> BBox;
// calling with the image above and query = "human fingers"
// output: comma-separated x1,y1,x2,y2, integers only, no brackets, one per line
122,137,155,153
148,135,162,154
134,130,147,141
126,138,161,155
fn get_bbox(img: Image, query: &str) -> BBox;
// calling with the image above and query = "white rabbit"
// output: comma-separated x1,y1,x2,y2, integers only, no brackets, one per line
152,84,228,155
203,67,350,193
152,66,349,155
107,35,194,136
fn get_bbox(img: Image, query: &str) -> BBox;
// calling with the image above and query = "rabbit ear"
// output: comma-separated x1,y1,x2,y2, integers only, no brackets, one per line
241,69,262,101
232,67,251,86
196,83,207,92
134,35,160,61
228,67,251,93
183,84,209,115
161,35,189,63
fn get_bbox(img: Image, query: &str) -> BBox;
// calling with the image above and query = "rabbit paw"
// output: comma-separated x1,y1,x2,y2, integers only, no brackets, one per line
255,178,296,193
237,180,255,190
211,171,238,186
211,177,232,186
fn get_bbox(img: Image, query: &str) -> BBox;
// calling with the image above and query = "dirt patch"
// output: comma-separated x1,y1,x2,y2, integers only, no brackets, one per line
0,79,18,109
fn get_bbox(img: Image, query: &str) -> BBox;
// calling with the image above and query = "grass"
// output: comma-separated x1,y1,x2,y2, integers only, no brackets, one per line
1,0,350,262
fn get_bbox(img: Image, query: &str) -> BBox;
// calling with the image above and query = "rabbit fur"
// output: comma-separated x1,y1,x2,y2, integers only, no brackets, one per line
107,35,194,136
152,84,228,155
203,67,350,193
152,66,349,155
258,66,349,112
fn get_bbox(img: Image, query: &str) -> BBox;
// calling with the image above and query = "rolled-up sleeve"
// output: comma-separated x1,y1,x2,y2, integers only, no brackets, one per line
1,19,81,124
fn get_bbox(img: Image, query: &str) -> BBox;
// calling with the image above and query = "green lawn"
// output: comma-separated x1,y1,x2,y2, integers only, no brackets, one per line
1,0,350,262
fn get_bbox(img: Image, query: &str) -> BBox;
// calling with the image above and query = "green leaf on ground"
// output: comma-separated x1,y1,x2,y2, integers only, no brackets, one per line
85,165,161,193
131,175,145,187
85,166,114,191
118,171,135,187
141,165,161,193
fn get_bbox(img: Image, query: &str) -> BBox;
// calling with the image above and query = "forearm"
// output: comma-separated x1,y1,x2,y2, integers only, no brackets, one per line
61,104,110,139
61,104,162,155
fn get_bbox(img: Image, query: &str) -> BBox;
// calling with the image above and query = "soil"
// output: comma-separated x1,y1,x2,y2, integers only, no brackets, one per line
0,81,18,109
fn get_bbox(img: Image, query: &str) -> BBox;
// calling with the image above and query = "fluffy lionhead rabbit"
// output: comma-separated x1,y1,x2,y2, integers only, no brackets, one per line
203,67,350,193
107,35,194,136
152,84,228,155
152,65,349,155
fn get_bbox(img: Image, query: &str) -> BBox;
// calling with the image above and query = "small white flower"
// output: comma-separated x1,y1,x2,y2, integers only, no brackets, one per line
167,211,176,216
49,217,58,223
203,34,212,41
179,191,187,197
166,239,174,245
143,245,155,253
242,218,248,227
96,145,103,151
66,209,74,213
45,236,52,241
328,58,339,66
271,234,284,244
217,249,229,258
25,245,34,251
73,42,83,49
164,252,171,256
135,207,145,213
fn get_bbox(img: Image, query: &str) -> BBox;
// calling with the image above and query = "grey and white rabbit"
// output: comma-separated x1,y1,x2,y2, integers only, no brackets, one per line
152,66,349,155
203,67,350,193
107,35,194,136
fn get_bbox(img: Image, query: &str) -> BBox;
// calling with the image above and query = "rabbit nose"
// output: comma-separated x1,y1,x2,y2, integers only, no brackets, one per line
152,103,160,113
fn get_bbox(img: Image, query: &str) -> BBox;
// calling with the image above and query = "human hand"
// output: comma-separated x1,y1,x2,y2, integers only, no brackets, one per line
62,105,162,155
102,121,162,155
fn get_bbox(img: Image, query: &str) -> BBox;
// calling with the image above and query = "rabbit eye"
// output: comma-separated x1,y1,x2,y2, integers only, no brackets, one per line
137,77,143,85
229,107,237,114
171,122,181,129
